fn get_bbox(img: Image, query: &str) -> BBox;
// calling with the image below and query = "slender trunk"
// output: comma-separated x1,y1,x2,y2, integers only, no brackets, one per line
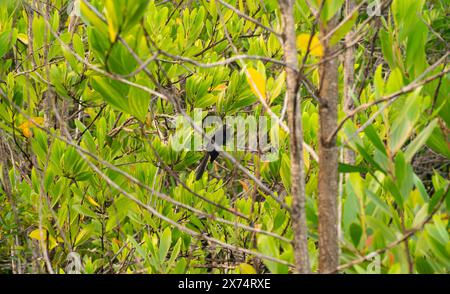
43,0,54,129
318,15,340,273
279,0,310,274
343,0,356,165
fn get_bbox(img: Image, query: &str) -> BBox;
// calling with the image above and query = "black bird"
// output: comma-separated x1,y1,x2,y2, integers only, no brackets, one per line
195,125,231,181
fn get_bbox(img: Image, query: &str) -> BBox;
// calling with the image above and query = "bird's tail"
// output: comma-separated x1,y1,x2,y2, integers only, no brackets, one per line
195,153,210,180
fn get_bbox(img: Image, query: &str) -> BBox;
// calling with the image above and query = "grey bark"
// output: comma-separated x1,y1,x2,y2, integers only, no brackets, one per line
279,0,310,274
343,0,356,165
318,15,340,273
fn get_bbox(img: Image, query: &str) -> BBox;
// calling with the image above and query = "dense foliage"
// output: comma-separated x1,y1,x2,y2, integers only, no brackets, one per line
0,0,449,274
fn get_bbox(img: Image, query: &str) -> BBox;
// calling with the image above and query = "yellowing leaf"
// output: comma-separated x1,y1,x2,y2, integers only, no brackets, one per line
246,68,266,100
209,84,227,92
304,149,310,172
107,19,118,42
48,235,59,250
238,263,257,274
105,0,120,42
87,196,100,208
297,33,324,57
80,0,108,36
18,117,44,138
74,228,89,246
30,117,44,125
21,127,32,138
17,33,28,45
112,237,121,245
18,117,44,129
29,229,47,241
239,180,249,192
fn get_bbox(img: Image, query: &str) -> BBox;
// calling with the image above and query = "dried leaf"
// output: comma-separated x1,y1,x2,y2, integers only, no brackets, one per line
239,180,249,192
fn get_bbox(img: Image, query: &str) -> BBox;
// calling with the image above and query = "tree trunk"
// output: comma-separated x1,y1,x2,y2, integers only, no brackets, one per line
318,15,340,273
343,0,356,165
279,0,310,274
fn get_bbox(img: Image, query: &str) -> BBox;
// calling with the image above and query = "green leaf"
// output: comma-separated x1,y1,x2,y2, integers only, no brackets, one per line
123,0,150,32
0,30,15,58
128,79,150,121
355,143,385,172
389,89,421,154
366,189,391,215
167,238,182,271
80,0,108,36
426,127,450,159
105,0,121,42
404,119,438,162
256,235,287,274
394,151,414,201
279,153,291,193
338,162,369,174
159,227,172,262
379,29,395,69
384,177,404,207
386,68,404,94
330,10,358,46
313,0,344,22
73,204,97,219
349,223,362,247
91,76,130,113
364,125,386,155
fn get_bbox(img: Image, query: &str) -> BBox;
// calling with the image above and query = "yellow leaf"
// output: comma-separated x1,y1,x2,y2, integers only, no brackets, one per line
297,33,324,57
209,84,227,92
49,235,58,250
18,117,44,137
30,117,44,125
29,229,47,241
105,0,119,42
22,127,32,138
74,228,89,246
238,263,257,274
18,121,29,130
17,33,28,45
304,149,310,172
246,68,266,100
87,195,100,208
239,180,249,192
107,17,118,43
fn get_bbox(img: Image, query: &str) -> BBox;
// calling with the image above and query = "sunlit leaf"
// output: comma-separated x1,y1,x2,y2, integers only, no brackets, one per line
297,33,324,57
238,263,257,274
246,67,267,100
29,229,47,241
18,117,44,138
87,196,101,208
